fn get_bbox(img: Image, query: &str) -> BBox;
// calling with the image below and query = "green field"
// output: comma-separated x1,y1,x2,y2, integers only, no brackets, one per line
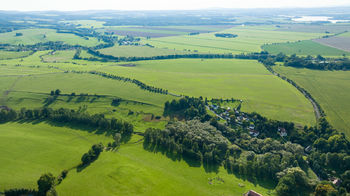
0,122,112,191
0,29,103,47
273,65,350,137
41,50,76,62
99,45,191,57
56,135,273,196
60,20,106,28
97,58,315,126
0,50,33,60
141,26,325,54
262,40,350,57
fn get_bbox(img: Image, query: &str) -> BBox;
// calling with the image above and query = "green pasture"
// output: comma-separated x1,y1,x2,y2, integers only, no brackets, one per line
0,50,33,60
56,135,274,196
0,28,103,47
0,122,112,191
141,26,325,54
59,20,106,28
273,65,350,137
98,45,191,57
41,50,76,62
97,58,315,126
262,40,350,57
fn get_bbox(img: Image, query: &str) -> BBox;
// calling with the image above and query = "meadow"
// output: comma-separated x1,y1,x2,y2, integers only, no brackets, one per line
98,58,315,126
0,29,103,47
273,65,350,137
0,122,112,191
56,135,274,196
98,45,191,57
0,50,33,60
262,40,350,57
141,26,325,54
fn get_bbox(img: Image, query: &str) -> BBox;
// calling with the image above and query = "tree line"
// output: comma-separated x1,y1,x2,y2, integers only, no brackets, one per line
0,107,133,137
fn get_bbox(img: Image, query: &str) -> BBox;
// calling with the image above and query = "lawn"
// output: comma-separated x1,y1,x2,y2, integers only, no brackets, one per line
97,58,315,126
0,122,112,191
273,65,350,137
0,28,103,47
262,40,350,57
56,135,274,196
141,26,325,54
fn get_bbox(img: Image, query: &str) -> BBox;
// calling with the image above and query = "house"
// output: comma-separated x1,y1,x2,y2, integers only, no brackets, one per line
332,178,342,186
278,127,288,137
305,145,312,153
248,124,255,130
244,190,262,196
249,130,260,137
0,106,11,111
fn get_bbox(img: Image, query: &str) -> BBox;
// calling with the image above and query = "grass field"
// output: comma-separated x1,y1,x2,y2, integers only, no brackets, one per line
0,50,33,60
98,45,191,57
0,122,112,191
60,20,106,28
141,26,325,54
262,40,350,57
0,29,103,47
41,50,76,62
56,135,273,196
97,58,315,126
273,65,350,137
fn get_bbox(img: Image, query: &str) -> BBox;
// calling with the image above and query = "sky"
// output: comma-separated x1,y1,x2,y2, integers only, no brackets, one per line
2,0,350,11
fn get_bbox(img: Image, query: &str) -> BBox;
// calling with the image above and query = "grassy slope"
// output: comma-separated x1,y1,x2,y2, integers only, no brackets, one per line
98,45,191,57
141,26,324,54
98,59,315,126
262,40,350,57
0,122,112,191
273,65,350,137
41,50,76,62
0,29,102,47
56,135,273,196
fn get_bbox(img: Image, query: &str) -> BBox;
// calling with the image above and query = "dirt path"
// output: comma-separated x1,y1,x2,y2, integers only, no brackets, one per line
0,76,22,105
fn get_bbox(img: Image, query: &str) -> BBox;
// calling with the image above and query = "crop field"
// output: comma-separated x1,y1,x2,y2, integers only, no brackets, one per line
98,58,315,126
59,20,106,28
275,24,350,33
313,35,350,52
0,29,103,47
56,135,273,196
262,40,350,57
0,122,112,191
141,26,325,54
98,45,191,57
0,50,33,60
273,65,350,137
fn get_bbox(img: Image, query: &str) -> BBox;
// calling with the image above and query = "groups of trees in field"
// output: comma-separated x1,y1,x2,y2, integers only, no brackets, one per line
214,33,238,38
163,97,208,120
0,107,133,137
80,143,104,167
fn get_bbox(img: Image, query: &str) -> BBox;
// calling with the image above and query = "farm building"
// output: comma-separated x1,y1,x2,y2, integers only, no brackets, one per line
278,127,287,137
244,190,262,196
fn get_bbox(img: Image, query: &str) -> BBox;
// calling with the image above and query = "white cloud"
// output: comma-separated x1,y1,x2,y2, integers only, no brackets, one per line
1,0,350,11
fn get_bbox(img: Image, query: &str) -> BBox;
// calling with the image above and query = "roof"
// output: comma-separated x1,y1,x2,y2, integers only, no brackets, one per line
245,190,262,196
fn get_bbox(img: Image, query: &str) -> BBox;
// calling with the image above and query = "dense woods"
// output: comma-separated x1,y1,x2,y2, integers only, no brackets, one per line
214,33,238,38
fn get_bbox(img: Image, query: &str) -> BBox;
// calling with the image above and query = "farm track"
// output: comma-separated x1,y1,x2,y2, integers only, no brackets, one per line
267,66,322,120
0,76,22,105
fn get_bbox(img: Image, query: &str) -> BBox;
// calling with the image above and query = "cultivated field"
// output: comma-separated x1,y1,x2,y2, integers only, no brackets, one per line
0,29,103,47
262,40,350,57
273,65,350,137
0,122,112,191
98,45,191,57
98,58,315,126
314,36,350,52
0,50,33,60
141,26,325,54
56,135,273,196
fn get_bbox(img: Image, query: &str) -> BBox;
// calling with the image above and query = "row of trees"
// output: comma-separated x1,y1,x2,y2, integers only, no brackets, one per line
214,33,238,38
85,71,169,95
0,107,133,136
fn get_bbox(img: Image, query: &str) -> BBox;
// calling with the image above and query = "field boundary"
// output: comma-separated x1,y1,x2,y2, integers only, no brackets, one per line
266,65,324,121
